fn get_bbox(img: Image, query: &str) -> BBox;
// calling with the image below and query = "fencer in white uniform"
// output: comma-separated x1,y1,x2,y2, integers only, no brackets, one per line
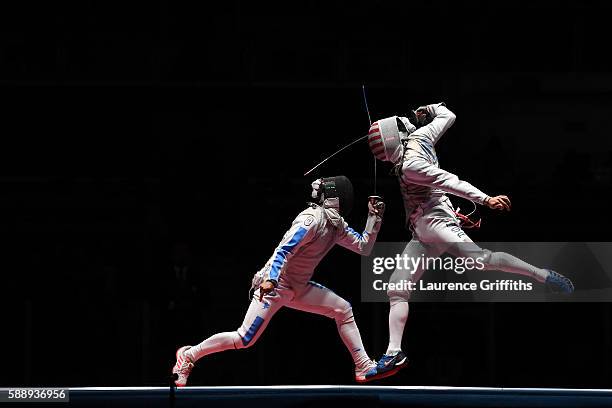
172,176,387,386
365,103,574,380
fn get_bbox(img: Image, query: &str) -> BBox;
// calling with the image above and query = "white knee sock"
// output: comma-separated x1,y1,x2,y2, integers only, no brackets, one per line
185,331,241,362
487,252,550,282
386,301,409,355
337,315,371,369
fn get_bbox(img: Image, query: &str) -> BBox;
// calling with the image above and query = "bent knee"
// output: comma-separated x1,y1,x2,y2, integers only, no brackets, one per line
478,249,494,268
387,289,410,305
236,316,266,349
235,330,258,349
331,301,354,323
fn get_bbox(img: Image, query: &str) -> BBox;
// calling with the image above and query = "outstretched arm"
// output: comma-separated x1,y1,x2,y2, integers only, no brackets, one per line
402,158,511,210
402,157,488,204
336,199,385,256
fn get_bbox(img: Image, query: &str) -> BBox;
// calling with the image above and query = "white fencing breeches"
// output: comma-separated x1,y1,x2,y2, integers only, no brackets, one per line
187,280,371,368
385,198,550,353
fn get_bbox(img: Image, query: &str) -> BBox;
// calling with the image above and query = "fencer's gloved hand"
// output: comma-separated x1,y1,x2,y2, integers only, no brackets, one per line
258,280,277,301
413,102,446,127
368,196,385,218
484,195,511,211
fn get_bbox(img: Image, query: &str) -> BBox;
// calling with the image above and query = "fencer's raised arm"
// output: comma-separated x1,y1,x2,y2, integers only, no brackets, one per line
335,204,383,256
412,103,456,145
401,158,490,205
263,212,318,285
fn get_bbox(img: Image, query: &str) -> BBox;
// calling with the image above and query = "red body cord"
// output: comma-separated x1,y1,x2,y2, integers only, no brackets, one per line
453,211,481,229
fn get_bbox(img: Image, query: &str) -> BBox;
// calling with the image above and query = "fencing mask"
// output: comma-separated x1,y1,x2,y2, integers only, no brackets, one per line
368,116,416,163
311,175,354,216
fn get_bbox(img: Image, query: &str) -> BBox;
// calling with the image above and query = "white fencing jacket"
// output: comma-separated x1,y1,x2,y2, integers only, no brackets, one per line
254,203,381,293
398,104,489,227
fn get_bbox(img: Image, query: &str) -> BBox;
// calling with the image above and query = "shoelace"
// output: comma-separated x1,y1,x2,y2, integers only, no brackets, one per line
177,357,194,374
377,354,394,368
548,271,574,292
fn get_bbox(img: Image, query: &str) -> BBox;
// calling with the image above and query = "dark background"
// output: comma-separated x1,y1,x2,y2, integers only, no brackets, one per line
1,0,611,388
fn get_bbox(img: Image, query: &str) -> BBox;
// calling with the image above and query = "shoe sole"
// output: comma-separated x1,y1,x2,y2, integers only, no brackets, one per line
356,359,409,383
